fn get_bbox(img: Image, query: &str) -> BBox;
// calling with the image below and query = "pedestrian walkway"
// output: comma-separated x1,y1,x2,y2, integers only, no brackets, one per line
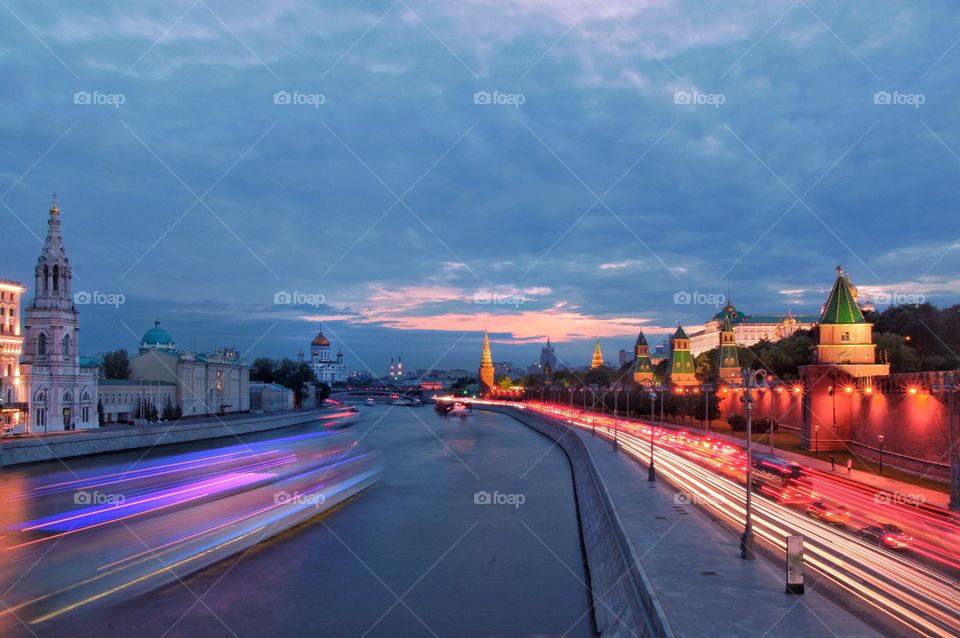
568,422,884,637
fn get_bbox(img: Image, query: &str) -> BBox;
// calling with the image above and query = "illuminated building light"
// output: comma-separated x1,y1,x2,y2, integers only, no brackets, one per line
844,386,854,394
864,387,874,395
908,387,918,395
792,386,802,394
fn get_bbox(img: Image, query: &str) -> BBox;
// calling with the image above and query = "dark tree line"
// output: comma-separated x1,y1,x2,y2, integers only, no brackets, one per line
250,357,330,407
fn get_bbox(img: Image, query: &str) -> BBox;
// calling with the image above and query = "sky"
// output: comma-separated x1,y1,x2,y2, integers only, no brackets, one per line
2,0,959,374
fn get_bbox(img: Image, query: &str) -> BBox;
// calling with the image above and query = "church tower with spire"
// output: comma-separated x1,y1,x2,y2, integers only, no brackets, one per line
668,326,698,386
479,331,495,396
716,315,741,383
632,331,653,382
21,196,98,431
591,338,604,369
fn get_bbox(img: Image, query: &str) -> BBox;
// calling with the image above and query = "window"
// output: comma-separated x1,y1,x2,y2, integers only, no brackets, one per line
43,265,48,291
63,334,71,358
82,407,89,422
52,265,59,291
37,333,47,356
841,331,850,342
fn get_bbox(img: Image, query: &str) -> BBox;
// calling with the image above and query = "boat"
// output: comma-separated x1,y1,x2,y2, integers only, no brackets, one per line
435,399,471,416
365,397,375,406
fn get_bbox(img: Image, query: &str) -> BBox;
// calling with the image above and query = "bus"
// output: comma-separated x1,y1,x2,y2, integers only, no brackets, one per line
750,453,813,506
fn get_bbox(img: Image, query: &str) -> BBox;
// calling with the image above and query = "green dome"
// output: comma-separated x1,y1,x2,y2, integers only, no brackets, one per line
142,320,174,346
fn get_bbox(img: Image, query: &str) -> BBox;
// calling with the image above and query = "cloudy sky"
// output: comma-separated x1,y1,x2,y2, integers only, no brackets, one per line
2,1,959,373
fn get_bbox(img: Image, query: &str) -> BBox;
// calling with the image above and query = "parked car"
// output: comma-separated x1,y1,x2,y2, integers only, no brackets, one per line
858,524,913,550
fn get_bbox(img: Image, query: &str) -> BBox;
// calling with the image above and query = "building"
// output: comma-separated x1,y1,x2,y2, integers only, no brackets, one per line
688,303,817,357
479,331,494,396
632,331,654,383
716,315,741,383
667,326,698,387
249,382,294,412
97,379,177,424
305,325,347,384
20,198,98,432
539,337,558,371
591,338,604,369
128,321,250,417
0,279,27,431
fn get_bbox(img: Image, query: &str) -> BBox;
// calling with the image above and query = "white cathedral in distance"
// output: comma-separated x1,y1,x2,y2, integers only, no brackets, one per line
299,325,346,384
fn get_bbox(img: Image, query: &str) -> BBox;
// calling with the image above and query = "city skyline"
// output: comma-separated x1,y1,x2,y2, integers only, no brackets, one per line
4,1,960,370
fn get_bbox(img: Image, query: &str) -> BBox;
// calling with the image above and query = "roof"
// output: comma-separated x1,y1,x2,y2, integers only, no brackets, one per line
311,325,331,347
672,325,689,340
635,331,648,346
722,315,734,332
820,269,865,324
98,379,176,386
142,320,174,346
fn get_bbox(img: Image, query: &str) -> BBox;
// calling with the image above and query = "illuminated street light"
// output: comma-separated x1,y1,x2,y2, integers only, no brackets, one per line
739,366,767,560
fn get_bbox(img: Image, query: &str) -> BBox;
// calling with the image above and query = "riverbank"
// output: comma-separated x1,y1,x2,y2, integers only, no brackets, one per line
0,408,342,467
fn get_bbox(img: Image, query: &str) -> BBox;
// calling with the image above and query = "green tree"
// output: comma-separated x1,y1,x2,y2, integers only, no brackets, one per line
250,357,277,383
97,398,105,425
162,397,177,421
497,375,513,389
874,332,922,372
102,349,130,380
316,382,332,405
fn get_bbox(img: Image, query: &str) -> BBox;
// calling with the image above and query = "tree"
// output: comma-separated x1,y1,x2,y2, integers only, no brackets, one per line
102,349,130,380
162,397,177,421
874,333,922,373
316,382,332,404
97,398,105,425
497,375,513,389
250,357,277,383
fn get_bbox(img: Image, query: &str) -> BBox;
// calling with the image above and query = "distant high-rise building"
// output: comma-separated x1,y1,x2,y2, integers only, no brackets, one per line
479,331,495,396
539,337,557,370
591,338,604,369
618,349,629,366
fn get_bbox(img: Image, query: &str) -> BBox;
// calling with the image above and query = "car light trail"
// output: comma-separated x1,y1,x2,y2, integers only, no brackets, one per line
505,402,960,638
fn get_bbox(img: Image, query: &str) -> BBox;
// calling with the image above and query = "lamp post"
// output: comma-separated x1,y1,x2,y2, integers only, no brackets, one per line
569,386,574,409
648,389,657,482
814,424,819,454
740,367,766,560
933,372,960,511
702,383,713,432
769,381,778,453
878,434,885,474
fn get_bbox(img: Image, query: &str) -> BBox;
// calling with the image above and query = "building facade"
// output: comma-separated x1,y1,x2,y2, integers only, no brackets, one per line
305,326,347,384
0,279,26,431
97,379,177,424
688,303,817,357
249,382,294,412
128,321,250,417
20,199,98,432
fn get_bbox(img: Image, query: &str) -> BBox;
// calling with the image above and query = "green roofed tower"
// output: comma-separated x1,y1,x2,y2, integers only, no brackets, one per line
814,268,886,371
633,330,653,382
820,266,866,324
668,326,697,386
717,314,740,383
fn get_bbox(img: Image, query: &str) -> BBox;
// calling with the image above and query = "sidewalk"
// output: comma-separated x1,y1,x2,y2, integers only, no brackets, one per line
571,424,883,638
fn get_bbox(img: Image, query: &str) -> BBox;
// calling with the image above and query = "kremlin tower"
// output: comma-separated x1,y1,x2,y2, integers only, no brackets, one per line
479,331,495,396
716,314,741,383
591,338,604,369
668,326,697,386
632,331,654,382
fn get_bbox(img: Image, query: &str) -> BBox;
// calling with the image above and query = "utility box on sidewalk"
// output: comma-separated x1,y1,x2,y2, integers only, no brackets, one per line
786,534,805,595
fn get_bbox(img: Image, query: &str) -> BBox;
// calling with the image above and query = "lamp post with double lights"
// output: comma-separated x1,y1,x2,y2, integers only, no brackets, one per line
739,367,766,560
648,387,657,482
878,434,885,474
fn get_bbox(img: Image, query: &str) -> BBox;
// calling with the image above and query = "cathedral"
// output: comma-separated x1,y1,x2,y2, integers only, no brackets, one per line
20,198,98,432
302,325,347,384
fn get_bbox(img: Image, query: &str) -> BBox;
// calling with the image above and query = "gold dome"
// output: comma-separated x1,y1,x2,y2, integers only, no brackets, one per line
311,329,330,347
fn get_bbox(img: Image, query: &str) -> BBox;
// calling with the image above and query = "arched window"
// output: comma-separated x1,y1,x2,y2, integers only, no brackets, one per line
62,333,71,358
52,265,59,291
37,333,47,357
43,265,49,291
63,390,72,403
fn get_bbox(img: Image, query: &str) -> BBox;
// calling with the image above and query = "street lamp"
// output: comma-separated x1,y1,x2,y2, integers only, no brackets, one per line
932,372,960,511
648,389,657,482
613,386,621,451
814,424,820,454
739,367,766,560
878,434,885,474
702,383,713,432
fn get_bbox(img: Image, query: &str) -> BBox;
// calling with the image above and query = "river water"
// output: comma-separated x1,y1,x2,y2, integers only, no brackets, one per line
1,404,592,637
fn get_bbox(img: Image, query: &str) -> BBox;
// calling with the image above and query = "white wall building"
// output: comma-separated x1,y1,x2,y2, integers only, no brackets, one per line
20,198,98,432
303,325,346,384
